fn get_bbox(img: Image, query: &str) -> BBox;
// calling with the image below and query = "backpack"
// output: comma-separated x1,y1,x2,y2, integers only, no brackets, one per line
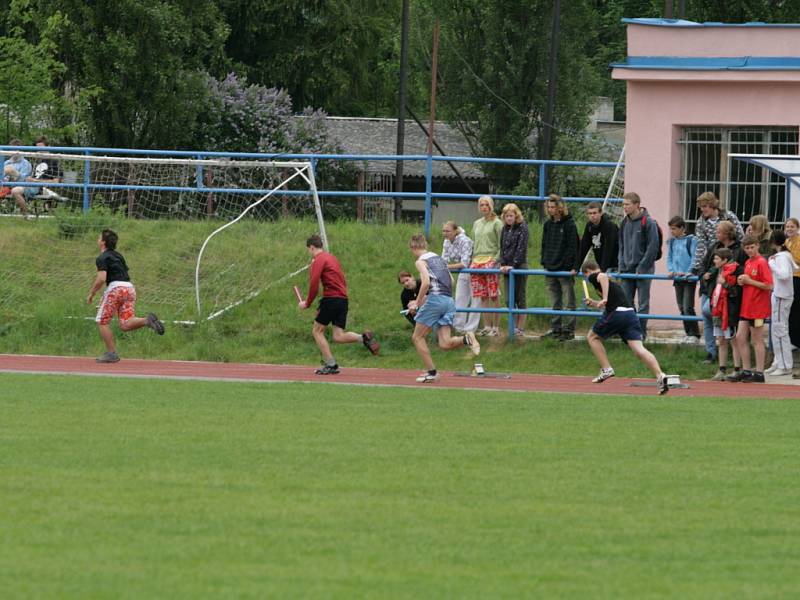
640,215,664,261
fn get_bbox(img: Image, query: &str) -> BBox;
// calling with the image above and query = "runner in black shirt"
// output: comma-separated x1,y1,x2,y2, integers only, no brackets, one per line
87,229,165,363
581,260,672,394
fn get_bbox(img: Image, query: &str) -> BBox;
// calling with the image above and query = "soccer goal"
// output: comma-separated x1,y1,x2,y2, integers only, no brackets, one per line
0,150,327,323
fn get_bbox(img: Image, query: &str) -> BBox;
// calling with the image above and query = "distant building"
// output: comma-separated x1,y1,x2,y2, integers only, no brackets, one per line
322,116,489,226
611,17,800,322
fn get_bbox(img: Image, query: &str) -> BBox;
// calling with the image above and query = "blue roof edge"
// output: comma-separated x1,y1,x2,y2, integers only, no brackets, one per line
611,56,800,71
622,17,800,28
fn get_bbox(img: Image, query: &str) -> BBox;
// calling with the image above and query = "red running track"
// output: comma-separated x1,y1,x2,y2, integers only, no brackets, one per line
2,353,800,399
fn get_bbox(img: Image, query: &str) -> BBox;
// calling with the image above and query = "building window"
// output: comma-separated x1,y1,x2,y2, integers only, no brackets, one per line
679,127,799,226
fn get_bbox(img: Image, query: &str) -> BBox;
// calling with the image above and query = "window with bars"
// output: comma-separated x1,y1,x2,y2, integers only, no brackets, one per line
679,127,799,227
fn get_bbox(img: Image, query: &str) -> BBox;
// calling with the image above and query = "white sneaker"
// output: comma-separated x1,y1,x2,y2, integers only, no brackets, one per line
765,364,779,375
770,368,793,377
465,332,481,357
487,328,499,337
685,335,699,344
592,368,615,383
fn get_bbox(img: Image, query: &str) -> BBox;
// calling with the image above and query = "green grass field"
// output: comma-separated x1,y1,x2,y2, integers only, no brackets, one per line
3,373,799,598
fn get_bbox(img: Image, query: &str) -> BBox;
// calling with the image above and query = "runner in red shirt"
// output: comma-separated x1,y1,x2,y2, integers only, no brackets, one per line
297,235,379,375
733,235,774,382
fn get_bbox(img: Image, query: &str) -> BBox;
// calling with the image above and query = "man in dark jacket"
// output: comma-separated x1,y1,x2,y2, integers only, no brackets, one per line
541,194,580,340
617,192,660,339
579,202,619,271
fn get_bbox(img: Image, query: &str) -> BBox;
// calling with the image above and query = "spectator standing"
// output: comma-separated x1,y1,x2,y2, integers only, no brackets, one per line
579,201,619,271
470,195,503,336
699,221,747,366
617,192,660,339
541,194,579,341
441,221,480,334
782,219,800,372
746,214,773,257
397,271,421,325
766,231,796,377
730,235,773,383
666,216,700,343
2,139,35,218
709,248,742,381
691,191,744,276
498,203,529,336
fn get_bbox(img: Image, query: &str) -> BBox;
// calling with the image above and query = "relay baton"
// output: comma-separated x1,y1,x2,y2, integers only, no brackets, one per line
581,279,590,301
293,286,303,303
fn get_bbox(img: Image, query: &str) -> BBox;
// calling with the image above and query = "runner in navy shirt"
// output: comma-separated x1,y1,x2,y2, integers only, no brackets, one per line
581,259,672,394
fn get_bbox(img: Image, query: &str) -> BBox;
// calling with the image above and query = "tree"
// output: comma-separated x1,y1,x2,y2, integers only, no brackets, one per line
44,0,229,148
414,1,601,191
218,0,403,116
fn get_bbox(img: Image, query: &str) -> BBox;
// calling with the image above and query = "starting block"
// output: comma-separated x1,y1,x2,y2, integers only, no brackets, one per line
454,362,512,379
630,374,688,389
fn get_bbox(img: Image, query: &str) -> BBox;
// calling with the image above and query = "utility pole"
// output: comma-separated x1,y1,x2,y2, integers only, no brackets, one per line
678,0,686,18
664,0,674,19
394,0,410,222
426,18,440,156
540,0,561,213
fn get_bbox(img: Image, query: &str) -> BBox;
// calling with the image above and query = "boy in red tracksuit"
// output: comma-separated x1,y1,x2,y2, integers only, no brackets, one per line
732,235,774,383
709,248,742,381
297,235,379,375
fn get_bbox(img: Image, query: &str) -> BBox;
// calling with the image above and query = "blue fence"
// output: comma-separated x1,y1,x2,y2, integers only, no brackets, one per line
452,268,702,339
0,145,621,236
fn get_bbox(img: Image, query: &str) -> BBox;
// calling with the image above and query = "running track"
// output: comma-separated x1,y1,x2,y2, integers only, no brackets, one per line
2,354,799,399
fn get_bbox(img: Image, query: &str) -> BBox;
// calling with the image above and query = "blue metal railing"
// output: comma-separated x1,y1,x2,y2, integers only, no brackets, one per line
0,145,621,235
452,268,702,339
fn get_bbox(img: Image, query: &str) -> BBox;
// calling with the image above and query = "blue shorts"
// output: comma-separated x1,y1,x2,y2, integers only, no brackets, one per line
415,294,455,328
592,309,643,342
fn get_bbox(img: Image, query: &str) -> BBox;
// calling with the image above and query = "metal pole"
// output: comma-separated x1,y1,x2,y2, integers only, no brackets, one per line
406,105,475,194
507,270,515,339
678,0,686,18
394,0,410,222
540,0,561,216
426,18,440,156
664,0,674,18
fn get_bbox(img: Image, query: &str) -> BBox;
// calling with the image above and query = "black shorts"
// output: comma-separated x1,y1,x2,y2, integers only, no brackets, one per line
592,309,643,342
316,297,348,329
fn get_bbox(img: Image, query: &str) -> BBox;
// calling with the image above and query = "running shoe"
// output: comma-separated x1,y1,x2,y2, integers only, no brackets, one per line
96,351,120,363
592,368,615,383
362,330,380,355
657,374,670,395
315,364,340,375
146,313,165,335
465,332,481,356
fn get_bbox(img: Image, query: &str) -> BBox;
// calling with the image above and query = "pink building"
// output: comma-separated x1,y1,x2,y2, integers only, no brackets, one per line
611,18,800,324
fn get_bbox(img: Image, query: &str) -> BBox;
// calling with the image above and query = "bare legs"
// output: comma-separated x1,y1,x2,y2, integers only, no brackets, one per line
412,323,466,371
735,322,766,372
312,322,363,363
587,330,663,378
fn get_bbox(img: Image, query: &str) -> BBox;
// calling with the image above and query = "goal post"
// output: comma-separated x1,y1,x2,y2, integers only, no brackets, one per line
0,150,327,323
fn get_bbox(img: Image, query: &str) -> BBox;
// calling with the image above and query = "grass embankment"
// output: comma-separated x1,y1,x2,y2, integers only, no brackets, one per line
2,374,799,598
0,216,713,379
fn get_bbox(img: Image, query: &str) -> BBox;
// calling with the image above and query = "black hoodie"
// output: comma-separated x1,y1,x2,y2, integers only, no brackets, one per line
541,213,579,271
579,213,619,271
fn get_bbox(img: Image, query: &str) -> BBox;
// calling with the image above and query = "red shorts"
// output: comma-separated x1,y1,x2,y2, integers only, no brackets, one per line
96,285,137,325
470,260,500,298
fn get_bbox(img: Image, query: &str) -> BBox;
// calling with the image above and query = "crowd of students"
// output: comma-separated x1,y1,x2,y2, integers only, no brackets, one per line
392,191,800,385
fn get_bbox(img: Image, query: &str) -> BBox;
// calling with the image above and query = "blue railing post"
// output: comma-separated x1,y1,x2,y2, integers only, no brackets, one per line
538,163,546,199
424,155,433,238
507,270,515,339
82,151,91,213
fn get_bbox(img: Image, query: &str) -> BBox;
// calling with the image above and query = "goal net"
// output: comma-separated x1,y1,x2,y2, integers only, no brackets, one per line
0,151,327,323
